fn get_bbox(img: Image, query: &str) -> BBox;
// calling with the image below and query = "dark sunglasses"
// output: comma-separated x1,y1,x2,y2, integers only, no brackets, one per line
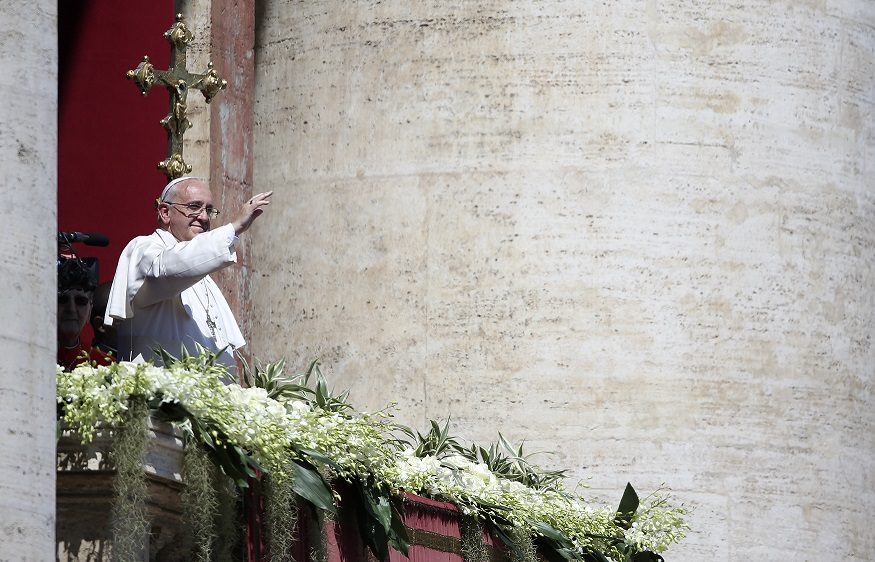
58,293,91,307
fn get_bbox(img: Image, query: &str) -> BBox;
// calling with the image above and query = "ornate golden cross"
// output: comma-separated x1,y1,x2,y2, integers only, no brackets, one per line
126,14,227,180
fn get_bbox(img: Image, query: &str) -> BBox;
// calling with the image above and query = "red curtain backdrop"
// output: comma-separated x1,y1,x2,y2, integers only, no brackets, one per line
59,0,174,343
59,0,174,285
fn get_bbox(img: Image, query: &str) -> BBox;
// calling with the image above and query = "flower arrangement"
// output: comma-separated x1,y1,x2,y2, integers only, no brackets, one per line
57,348,688,562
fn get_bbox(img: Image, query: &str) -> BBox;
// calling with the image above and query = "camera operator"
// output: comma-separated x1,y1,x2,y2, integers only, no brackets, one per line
57,254,115,371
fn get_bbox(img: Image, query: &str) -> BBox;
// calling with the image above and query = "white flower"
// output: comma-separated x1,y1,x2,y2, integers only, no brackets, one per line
57,355,687,558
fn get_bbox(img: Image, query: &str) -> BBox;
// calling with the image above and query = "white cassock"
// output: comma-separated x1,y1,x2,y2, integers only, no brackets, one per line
105,223,245,371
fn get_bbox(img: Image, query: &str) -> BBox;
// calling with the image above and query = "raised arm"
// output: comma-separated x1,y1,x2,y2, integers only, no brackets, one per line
131,224,238,309
231,191,273,235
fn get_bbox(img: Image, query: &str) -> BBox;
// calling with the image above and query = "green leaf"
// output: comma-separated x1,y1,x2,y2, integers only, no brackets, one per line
349,480,410,560
303,358,320,380
288,459,336,514
533,522,624,562
581,551,611,562
532,521,570,544
615,483,639,530
149,399,190,421
216,442,257,486
631,552,664,562
205,442,250,488
155,346,178,366
386,495,411,556
298,447,344,473
186,417,254,488
533,536,577,562
353,483,390,561
362,483,393,531
475,498,512,512
486,520,526,562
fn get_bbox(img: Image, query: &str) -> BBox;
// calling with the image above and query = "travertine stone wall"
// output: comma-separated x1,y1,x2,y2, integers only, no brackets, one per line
251,1,875,559
176,0,213,179
0,1,58,560
179,0,257,369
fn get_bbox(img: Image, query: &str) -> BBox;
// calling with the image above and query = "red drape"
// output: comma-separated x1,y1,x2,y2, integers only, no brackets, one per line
58,0,174,282
59,0,174,343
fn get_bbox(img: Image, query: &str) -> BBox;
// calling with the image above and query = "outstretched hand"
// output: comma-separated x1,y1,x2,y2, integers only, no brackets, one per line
231,191,273,235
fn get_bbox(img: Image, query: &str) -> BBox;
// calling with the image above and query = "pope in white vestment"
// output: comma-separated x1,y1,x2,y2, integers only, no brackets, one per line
106,176,272,372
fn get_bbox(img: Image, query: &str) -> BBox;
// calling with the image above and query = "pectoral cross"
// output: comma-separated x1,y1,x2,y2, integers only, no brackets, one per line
205,314,218,339
126,13,227,180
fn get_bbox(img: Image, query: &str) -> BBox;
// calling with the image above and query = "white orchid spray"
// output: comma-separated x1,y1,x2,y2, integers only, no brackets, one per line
57,351,688,562
385,422,688,561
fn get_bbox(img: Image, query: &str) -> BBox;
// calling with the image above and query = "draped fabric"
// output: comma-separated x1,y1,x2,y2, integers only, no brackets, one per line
106,224,245,369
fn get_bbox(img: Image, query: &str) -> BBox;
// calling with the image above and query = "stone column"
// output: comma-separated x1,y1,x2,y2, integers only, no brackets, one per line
178,0,256,371
0,1,58,560
252,1,875,559
208,0,256,367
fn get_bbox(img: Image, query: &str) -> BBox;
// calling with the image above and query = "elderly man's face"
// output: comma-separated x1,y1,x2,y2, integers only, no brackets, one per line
161,180,214,242
58,289,92,346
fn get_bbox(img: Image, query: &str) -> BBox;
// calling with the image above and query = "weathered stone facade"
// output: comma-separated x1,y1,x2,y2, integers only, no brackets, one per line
2,1,873,560
248,2,875,560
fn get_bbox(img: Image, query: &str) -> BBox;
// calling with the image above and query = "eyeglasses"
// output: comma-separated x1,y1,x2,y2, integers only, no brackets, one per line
164,201,221,219
58,293,91,307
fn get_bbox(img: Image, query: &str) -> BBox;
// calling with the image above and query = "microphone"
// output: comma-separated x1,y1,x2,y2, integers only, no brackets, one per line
58,231,110,247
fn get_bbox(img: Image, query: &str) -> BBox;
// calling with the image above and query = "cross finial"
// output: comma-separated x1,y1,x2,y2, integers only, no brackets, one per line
126,14,227,180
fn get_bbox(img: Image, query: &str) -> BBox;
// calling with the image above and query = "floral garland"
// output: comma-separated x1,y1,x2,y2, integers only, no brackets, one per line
57,353,688,562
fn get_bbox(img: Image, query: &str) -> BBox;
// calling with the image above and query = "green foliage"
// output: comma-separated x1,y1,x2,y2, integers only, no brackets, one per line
348,478,410,560
489,518,532,562
157,343,229,380
400,419,570,497
532,521,593,562
184,413,259,489
396,417,462,458
245,357,353,414
179,438,241,562
455,433,570,495
287,458,336,514
58,352,689,562
615,483,640,530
